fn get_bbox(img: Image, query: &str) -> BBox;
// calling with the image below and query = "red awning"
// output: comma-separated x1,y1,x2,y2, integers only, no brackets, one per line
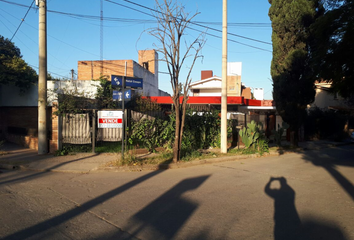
145,96,262,106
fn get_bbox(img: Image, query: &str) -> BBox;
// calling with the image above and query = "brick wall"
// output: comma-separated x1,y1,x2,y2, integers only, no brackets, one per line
201,70,213,80
138,50,158,75
50,104,59,153
242,87,252,99
262,100,274,106
77,60,134,80
0,106,57,153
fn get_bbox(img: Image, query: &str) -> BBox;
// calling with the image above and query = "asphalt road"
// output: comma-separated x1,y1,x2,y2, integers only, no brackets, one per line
1,145,353,240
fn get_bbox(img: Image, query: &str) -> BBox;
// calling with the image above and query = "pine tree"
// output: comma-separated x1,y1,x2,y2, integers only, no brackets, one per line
268,0,320,145
310,0,354,99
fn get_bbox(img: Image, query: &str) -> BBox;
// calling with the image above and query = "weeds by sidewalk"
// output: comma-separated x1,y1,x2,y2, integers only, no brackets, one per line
104,146,272,168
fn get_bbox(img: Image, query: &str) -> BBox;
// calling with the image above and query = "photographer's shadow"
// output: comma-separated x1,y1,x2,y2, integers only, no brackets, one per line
265,177,347,240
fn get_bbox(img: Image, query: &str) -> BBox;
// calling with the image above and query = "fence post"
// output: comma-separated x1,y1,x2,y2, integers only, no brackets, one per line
58,114,63,151
92,109,96,153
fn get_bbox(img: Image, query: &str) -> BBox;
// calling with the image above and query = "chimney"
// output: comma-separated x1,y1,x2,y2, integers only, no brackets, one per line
201,70,213,80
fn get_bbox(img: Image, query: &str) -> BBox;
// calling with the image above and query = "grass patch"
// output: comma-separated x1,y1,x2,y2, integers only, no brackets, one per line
228,147,258,155
56,142,126,155
95,142,122,153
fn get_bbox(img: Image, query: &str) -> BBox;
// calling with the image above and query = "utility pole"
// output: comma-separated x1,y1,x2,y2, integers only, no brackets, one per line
71,69,74,81
221,0,228,153
100,0,103,76
38,0,48,154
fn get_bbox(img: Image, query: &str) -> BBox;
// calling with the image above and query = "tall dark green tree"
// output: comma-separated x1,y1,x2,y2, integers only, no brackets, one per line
268,0,320,145
0,35,37,92
310,0,354,100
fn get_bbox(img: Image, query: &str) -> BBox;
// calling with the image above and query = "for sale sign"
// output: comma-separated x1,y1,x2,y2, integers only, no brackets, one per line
98,111,123,128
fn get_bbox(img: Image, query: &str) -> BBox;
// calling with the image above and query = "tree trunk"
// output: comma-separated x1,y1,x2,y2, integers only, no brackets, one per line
289,129,299,147
173,98,181,163
178,97,188,160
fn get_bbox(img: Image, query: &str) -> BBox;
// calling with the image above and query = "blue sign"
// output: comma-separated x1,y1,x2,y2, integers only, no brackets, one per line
113,89,131,101
111,75,143,89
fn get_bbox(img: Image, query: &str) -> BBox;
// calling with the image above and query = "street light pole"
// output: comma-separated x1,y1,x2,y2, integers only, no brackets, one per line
38,0,48,154
221,0,228,153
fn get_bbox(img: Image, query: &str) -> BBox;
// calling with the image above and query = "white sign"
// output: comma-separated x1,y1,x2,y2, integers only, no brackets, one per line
98,111,123,128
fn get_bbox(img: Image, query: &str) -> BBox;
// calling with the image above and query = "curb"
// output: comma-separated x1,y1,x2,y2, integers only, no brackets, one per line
1,141,352,173
0,163,21,171
95,151,285,172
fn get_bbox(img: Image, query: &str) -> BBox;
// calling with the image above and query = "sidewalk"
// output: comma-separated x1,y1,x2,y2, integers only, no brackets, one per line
0,142,119,173
0,140,353,173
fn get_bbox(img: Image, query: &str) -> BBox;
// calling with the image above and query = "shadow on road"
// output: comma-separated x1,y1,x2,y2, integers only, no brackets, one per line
0,153,101,185
2,170,164,240
265,176,348,240
301,146,354,201
126,175,210,239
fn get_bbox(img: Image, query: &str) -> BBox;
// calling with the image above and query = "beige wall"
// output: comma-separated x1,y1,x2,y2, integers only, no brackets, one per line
310,87,346,109
227,75,241,96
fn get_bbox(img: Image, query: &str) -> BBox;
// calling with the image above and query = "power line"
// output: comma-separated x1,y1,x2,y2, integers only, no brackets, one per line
10,0,35,41
115,0,271,45
0,0,272,48
187,26,272,52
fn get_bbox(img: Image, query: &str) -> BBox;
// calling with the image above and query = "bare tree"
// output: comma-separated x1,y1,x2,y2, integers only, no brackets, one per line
150,0,205,162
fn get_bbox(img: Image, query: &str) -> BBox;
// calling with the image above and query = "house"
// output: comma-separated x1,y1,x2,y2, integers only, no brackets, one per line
190,62,243,97
77,49,169,97
308,81,349,110
150,62,283,138
0,49,169,153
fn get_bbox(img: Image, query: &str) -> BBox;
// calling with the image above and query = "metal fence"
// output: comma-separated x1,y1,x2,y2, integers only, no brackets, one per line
62,113,91,144
60,109,162,146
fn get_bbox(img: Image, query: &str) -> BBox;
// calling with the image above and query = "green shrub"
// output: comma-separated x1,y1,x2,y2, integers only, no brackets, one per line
305,108,347,140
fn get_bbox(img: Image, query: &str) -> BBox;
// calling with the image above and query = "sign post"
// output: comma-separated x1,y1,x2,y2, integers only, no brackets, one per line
111,75,143,89
113,89,131,101
122,75,125,160
111,69,143,160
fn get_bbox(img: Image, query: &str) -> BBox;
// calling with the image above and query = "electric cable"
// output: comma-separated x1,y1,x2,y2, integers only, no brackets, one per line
115,0,271,45
10,0,35,41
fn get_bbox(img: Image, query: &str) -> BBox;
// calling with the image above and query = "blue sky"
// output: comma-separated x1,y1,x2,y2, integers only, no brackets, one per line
0,0,273,99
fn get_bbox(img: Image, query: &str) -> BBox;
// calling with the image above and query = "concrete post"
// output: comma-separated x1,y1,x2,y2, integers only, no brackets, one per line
221,0,228,153
38,0,48,154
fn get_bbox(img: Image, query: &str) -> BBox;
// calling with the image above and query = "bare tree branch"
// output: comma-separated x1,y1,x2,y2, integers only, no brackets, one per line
149,0,206,162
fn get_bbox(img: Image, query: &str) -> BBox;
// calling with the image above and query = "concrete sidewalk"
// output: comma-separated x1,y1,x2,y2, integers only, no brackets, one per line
0,142,119,173
0,140,353,173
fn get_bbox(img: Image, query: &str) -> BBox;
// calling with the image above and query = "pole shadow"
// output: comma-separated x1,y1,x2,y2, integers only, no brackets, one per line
265,176,348,240
126,175,210,240
2,170,163,240
0,153,103,185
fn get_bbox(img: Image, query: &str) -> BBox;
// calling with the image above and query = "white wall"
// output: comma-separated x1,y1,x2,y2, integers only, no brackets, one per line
47,80,100,105
190,79,222,89
199,89,222,96
227,62,242,76
133,62,159,96
254,88,264,100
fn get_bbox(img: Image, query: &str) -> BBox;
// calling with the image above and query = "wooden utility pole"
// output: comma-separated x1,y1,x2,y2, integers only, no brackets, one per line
38,0,48,154
221,0,228,153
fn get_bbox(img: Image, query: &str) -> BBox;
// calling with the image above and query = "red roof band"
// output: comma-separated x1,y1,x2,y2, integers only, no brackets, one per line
145,96,262,106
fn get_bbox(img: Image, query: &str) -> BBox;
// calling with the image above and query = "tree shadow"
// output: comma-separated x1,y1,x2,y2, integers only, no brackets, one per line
265,176,348,240
2,170,164,240
125,175,210,240
301,146,354,201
